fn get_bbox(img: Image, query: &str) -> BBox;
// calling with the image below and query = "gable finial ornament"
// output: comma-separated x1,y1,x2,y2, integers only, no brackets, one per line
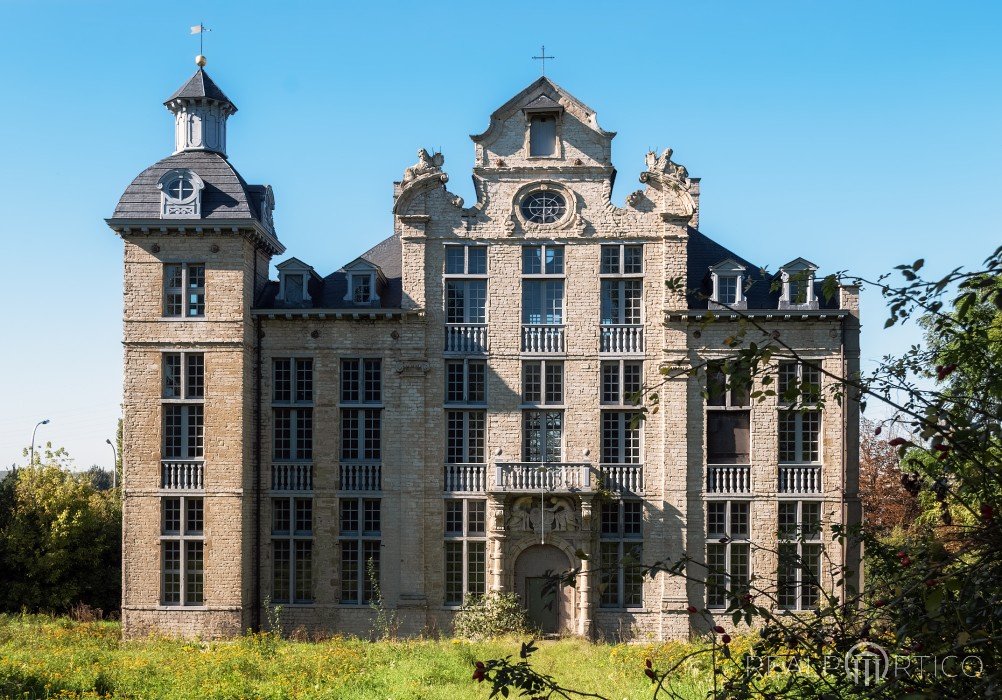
402,148,446,184
642,148,690,191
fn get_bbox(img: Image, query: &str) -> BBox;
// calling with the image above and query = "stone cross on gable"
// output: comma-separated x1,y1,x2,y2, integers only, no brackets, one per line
532,45,555,75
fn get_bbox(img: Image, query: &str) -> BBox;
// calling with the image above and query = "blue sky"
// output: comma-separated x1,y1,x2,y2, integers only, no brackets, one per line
1,1,999,469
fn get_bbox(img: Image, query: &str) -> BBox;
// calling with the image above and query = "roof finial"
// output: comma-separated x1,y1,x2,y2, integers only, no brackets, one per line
532,45,555,76
191,23,210,67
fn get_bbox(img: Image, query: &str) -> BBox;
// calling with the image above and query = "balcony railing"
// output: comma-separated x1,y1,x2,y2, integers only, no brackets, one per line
161,460,204,490
521,324,565,353
444,464,487,493
778,464,822,494
271,463,313,491
339,462,382,492
495,462,591,493
706,464,751,494
445,324,488,353
600,324,644,354
599,464,643,494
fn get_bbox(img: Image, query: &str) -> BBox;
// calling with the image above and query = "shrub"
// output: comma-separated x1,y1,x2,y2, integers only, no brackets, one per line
453,592,531,640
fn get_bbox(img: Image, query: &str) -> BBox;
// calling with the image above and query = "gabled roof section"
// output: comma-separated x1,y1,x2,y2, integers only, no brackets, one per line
779,257,819,272
276,257,320,279
710,258,747,272
522,93,563,113
165,69,237,111
470,76,614,142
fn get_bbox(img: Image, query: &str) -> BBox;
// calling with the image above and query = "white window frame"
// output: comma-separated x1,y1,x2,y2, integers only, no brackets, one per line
599,499,644,609
162,352,205,461
601,360,643,406
272,357,314,462
160,495,204,606
339,497,381,605
443,498,487,606
446,410,486,464
777,501,823,610
600,278,644,325
521,360,564,406
705,500,751,609
340,358,382,463
601,411,642,465
526,112,562,159
163,262,205,318
522,409,563,462
708,259,747,309
778,360,822,464
599,244,644,276
444,244,489,276
445,359,487,405
271,496,314,605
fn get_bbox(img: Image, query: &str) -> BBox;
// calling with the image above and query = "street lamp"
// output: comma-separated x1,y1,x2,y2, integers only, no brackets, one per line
29,419,50,466
106,438,118,489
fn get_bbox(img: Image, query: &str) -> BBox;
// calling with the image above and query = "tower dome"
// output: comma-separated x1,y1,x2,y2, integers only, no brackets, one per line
164,68,237,155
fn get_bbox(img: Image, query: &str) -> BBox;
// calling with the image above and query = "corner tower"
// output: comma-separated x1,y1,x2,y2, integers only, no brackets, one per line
107,59,283,639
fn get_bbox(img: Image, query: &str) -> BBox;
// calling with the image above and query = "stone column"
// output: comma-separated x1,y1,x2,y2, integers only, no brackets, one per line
487,493,508,592
577,495,595,637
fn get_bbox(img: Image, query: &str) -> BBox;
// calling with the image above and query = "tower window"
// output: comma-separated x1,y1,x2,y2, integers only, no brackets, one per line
529,115,557,156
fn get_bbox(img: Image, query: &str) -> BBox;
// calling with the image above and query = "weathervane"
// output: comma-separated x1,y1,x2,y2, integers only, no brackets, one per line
191,23,211,66
532,45,555,76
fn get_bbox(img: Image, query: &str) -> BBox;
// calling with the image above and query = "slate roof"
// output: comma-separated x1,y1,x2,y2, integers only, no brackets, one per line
687,229,838,310
165,69,236,110
256,234,403,310
112,150,262,222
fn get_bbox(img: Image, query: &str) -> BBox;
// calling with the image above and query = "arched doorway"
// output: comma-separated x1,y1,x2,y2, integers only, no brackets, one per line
513,544,574,634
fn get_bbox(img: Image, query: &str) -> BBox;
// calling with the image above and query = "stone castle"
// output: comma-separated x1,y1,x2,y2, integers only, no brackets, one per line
108,61,861,640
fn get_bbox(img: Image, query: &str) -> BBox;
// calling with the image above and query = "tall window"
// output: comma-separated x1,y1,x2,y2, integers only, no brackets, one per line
444,499,487,605
522,245,564,325
161,496,204,605
445,360,486,404
163,353,204,460
273,358,313,462
523,411,562,462
529,114,557,157
601,412,641,464
163,263,205,317
351,274,372,304
705,361,750,465
717,276,738,305
778,361,822,463
522,360,563,405
445,246,487,325
272,497,313,604
339,497,380,604
446,411,485,464
599,500,643,608
601,361,642,405
341,359,382,462
600,245,643,326
706,501,750,608
778,501,822,610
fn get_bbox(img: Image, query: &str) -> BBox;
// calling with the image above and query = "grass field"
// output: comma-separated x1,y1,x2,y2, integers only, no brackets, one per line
0,615,717,699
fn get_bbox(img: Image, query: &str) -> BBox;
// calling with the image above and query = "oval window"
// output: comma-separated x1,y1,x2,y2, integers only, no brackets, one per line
520,190,566,224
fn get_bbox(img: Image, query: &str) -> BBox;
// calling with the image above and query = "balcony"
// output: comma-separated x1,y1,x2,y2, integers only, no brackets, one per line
339,462,382,492
271,463,312,491
161,460,204,490
445,324,488,354
600,324,644,354
521,324,565,354
599,464,643,494
444,464,487,493
494,462,592,493
778,464,822,494
706,464,750,494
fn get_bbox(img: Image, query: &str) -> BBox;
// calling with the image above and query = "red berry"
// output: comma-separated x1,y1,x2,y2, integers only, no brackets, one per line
475,661,485,670
900,556,912,567
645,668,657,681
874,425,882,435
981,504,994,522
889,437,907,447
713,625,725,634
686,605,698,614
645,658,652,669
897,550,907,558
722,634,731,644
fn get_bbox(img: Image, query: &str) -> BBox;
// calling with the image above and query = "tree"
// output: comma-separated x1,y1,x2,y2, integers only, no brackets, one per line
474,245,1002,698
0,452,121,613
859,419,921,531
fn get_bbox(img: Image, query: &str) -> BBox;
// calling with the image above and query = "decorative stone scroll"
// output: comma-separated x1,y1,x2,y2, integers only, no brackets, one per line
402,149,445,183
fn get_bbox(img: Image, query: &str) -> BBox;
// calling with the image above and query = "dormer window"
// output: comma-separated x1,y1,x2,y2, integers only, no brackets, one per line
351,274,372,304
276,257,317,305
709,259,747,309
778,258,819,310
157,169,204,219
529,115,557,156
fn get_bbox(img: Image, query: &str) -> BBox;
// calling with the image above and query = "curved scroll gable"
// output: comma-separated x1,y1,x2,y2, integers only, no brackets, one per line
638,148,697,221
393,170,451,216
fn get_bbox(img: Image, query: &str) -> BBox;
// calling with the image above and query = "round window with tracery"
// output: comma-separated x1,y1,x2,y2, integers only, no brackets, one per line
520,190,567,224
166,174,196,201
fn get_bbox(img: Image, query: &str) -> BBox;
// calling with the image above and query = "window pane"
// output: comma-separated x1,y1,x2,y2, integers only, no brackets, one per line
706,411,750,463
185,541,204,605
706,543,727,608
718,276,737,304
624,543,643,606
523,362,542,403
600,501,619,536
802,502,821,539
296,409,313,460
468,500,486,535
445,541,463,605
599,541,620,607
340,499,359,534
446,361,465,403
467,361,486,403
163,405,182,459
730,543,750,596
274,359,292,402
623,362,642,404
294,541,313,603
162,541,181,605
707,502,726,539
730,502,749,539
445,500,463,535
363,541,380,603
545,247,564,274
468,541,486,597
623,501,643,537
163,354,182,398
802,544,822,608
467,247,487,275
163,498,181,534
186,354,204,399
340,409,359,460
295,499,313,535
803,411,820,462
341,359,360,403
544,362,563,404
274,408,292,460
522,246,542,275
777,543,798,609
273,540,291,603
529,115,556,157
340,540,359,603
273,498,291,534
466,281,487,324
363,499,381,534
363,359,382,403
623,246,643,274
601,362,619,404
446,281,466,324
445,246,465,275
295,359,313,403
778,502,798,539
185,405,204,458
185,498,204,535
600,246,619,274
